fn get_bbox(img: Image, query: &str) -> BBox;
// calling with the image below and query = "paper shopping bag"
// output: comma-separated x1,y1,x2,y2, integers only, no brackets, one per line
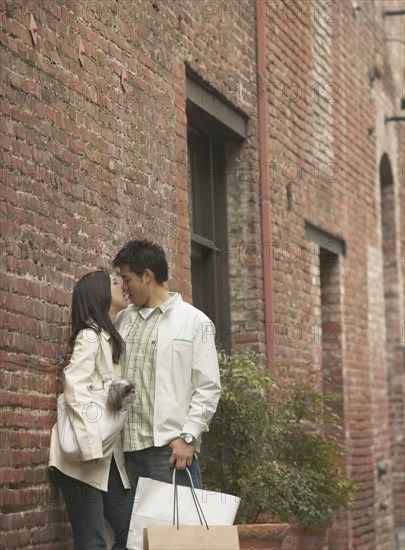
144,525,240,550
127,477,240,550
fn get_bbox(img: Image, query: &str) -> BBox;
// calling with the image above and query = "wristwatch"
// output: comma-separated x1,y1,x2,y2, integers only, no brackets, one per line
180,433,196,444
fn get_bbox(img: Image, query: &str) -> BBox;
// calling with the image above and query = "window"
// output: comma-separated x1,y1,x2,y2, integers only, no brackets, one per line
187,125,229,344
186,75,247,347
305,222,346,412
379,153,404,518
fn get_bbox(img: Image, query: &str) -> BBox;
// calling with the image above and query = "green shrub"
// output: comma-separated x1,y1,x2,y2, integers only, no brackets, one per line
200,350,356,530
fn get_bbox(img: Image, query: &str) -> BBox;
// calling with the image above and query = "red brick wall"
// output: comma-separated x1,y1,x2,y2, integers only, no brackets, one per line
260,1,403,547
1,1,403,548
375,3,405,536
0,1,258,547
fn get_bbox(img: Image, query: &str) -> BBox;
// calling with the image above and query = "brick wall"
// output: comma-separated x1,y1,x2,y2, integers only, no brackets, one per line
1,0,403,548
374,1,405,542
0,1,258,547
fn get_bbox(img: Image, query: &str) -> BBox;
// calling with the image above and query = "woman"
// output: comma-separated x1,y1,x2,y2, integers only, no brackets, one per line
49,270,134,549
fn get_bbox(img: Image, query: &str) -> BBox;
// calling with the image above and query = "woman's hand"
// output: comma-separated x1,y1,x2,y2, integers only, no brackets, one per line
80,459,100,465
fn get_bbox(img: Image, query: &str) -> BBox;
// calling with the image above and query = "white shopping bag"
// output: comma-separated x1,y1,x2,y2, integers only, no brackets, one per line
127,472,240,550
104,520,114,549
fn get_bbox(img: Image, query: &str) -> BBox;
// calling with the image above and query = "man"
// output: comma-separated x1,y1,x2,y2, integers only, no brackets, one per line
113,239,221,490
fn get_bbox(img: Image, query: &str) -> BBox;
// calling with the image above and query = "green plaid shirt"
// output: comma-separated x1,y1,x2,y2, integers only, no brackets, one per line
121,293,179,451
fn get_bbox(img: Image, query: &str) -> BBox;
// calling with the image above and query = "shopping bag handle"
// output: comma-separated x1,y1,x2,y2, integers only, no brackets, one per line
172,468,209,531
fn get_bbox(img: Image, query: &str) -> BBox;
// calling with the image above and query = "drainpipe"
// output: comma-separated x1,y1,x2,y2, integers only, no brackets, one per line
257,0,276,368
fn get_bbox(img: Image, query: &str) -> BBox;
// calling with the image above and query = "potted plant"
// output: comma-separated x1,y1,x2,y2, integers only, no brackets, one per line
199,350,356,548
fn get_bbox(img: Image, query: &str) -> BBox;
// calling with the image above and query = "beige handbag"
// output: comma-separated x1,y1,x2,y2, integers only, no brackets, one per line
56,354,128,461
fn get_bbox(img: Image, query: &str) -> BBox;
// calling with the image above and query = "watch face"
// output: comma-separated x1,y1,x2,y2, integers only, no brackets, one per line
184,434,193,444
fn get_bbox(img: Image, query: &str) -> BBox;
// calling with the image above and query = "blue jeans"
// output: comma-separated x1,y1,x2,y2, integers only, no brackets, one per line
124,445,202,492
54,457,134,550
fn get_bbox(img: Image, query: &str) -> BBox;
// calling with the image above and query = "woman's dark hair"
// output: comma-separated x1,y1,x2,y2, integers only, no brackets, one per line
69,270,123,363
113,239,168,284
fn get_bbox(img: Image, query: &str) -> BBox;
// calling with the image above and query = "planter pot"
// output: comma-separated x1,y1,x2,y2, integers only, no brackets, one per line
237,523,290,549
237,523,331,550
283,526,332,550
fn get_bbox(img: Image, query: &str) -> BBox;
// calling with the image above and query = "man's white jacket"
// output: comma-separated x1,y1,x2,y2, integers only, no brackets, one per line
116,294,221,451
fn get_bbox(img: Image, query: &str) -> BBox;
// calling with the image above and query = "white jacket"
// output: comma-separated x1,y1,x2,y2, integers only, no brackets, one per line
116,295,221,451
48,329,130,492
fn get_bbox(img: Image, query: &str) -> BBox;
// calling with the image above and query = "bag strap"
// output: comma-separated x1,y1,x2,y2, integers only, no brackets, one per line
172,468,209,530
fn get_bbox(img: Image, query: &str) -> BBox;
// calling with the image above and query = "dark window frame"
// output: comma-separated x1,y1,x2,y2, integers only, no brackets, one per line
186,121,231,348
186,76,247,348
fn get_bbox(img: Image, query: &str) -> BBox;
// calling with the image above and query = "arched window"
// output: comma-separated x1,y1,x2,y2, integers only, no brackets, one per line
379,153,404,526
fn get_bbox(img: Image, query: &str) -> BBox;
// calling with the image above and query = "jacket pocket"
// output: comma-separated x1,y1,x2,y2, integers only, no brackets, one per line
172,340,193,379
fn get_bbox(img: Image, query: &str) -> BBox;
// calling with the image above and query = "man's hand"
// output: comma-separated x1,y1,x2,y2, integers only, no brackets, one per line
169,438,194,470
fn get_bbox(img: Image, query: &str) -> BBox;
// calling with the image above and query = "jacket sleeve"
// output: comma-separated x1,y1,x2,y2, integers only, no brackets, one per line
63,329,103,461
181,318,221,440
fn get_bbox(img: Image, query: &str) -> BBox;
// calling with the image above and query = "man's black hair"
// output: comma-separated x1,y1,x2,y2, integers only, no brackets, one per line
113,239,168,284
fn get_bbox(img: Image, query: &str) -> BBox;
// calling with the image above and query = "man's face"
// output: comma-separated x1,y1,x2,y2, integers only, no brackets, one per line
119,264,150,307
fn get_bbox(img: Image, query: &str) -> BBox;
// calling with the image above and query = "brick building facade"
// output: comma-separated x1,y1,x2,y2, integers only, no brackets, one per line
1,1,404,548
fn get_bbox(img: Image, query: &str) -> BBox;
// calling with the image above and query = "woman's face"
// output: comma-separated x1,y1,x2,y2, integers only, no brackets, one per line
110,275,128,312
